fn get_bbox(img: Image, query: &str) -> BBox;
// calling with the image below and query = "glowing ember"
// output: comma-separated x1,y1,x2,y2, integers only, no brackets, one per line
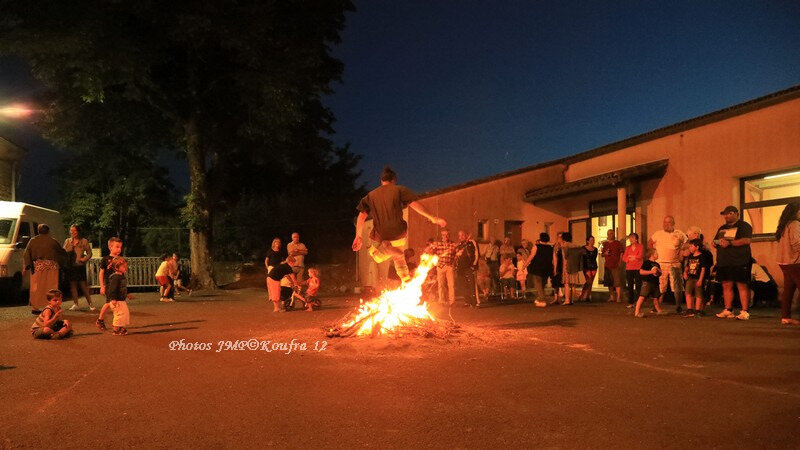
327,253,453,338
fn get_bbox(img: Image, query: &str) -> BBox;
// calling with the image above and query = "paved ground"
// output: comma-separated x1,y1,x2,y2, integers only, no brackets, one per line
1,289,799,449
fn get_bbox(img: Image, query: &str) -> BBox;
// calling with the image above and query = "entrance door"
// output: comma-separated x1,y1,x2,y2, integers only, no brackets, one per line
591,213,636,287
504,220,523,246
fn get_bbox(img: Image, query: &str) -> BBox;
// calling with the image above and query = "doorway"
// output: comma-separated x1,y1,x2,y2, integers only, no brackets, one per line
589,197,636,288
504,220,523,246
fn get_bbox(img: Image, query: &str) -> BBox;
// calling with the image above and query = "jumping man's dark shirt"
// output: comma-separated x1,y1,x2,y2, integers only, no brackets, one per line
357,184,417,242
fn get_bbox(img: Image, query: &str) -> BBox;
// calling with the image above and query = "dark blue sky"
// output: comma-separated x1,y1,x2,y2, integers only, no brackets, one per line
1,0,799,207
326,0,800,192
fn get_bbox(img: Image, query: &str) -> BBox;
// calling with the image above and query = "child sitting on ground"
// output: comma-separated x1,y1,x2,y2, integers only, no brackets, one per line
499,256,516,299
634,250,663,318
97,257,135,335
294,267,322,311
31,289,73,340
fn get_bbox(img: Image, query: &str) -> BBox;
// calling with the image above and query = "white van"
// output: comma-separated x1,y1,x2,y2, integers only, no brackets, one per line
0,201,66,302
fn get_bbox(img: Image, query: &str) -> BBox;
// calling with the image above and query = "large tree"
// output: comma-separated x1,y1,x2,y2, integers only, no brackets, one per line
0,0,355,288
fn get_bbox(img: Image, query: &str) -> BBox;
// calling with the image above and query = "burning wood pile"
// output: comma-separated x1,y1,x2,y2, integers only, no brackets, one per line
325,254,459,338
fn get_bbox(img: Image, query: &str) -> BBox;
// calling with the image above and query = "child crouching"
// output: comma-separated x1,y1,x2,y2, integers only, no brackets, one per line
31,289,73,339
97,257,134,335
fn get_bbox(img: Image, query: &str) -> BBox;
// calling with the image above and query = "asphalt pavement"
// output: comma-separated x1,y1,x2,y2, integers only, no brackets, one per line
1,289,799,449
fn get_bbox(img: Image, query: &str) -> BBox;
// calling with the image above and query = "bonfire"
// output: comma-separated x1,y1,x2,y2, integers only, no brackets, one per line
326,253,458,338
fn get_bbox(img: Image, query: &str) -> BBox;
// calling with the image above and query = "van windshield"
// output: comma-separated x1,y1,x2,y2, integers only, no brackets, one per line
0,218,17,244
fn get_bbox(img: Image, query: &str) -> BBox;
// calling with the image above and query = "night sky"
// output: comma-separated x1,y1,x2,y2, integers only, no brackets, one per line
2,0,800,208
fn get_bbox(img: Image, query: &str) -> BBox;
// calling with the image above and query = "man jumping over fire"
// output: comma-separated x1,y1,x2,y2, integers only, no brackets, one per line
352,166,447,283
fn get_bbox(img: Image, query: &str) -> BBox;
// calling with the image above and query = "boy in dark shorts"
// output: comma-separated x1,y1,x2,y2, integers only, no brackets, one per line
31,289,73,339
683,239,713,317
634,250,663,318
96,237,123,330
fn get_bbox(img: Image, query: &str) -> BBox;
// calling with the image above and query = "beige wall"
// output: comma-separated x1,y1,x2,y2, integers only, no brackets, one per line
565,97,800,284
408,164,569,251
0,159,12,201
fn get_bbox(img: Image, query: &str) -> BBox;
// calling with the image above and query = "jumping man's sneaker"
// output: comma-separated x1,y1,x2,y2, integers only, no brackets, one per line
68,304,78,311
716,309,735,319
735,310,750,321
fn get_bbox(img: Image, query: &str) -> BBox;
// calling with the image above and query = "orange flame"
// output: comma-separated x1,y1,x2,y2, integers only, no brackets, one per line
342,253,439,336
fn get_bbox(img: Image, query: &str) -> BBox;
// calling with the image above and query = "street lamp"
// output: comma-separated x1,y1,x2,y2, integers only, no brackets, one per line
0,103,36,118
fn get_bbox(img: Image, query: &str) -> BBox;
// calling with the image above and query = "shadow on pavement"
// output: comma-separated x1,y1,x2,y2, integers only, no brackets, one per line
0,365,17,371
134,320,206,329
170,297,244,303
492,317,578,329
128,326,199,335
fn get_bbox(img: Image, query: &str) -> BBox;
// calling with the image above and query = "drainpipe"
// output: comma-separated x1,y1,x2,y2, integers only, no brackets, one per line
616,183,627,239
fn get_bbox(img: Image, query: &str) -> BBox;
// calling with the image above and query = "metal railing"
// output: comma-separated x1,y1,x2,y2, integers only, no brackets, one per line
86,257,191,288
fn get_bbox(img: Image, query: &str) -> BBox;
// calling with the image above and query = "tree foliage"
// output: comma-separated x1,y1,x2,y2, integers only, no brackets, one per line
0,0,360,285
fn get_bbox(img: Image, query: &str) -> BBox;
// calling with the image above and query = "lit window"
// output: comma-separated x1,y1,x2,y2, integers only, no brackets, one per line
740,169,800,238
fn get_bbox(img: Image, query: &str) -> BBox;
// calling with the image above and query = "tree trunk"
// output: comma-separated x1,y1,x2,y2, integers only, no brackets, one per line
185,118,217,289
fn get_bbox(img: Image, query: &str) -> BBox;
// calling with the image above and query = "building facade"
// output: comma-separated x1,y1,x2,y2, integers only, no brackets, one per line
0,136,25,201
357,86,800,289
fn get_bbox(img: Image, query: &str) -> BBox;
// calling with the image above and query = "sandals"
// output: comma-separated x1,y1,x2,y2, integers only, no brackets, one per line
96,319,107,331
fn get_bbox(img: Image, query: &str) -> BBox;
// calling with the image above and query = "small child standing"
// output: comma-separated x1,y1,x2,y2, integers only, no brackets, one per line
295,267,322,311
31,289,73,339
98,257,134,335
634,250,663,318
97,237,123,330
683,239,712,317
98,237,123,297
499,256,516,299
155,254,174,302
171,253,192,297
515,250,528,299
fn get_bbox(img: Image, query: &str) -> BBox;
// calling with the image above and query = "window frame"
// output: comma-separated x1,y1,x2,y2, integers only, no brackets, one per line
476,219,489,243
739,167,800,241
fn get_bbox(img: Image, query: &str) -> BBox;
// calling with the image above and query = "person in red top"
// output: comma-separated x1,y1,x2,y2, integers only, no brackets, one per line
601,229,624,302
622,232,644,307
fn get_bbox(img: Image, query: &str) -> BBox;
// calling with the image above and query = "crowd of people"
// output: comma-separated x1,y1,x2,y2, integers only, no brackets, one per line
352,167,799,324
404,203,800,324
23,166,800,339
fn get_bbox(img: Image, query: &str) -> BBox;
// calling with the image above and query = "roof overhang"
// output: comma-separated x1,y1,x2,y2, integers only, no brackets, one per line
524,159,669,204
0,136,26,161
